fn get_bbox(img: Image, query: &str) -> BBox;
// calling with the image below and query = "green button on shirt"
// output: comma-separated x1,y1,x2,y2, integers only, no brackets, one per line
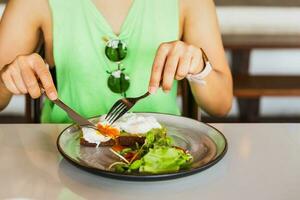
42,0,181,123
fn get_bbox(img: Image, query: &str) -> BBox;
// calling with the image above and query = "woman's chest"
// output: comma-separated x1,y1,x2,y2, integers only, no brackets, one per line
43,0,185,67
91,0,133,36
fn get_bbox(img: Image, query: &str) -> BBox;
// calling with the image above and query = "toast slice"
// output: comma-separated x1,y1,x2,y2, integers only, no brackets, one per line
80,135,146,147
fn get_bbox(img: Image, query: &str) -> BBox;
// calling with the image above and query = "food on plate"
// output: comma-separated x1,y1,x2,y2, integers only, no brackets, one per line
80,113,160,147
80,113,193,173
108,128,193,174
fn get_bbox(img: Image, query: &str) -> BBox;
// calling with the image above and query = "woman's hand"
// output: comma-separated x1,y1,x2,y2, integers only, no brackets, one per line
148,41,204,93
0,53,57,100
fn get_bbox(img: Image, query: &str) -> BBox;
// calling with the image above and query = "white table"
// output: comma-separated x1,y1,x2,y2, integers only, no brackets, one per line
0,124,300,200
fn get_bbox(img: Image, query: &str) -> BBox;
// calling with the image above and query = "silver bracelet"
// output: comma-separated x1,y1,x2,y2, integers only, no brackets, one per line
186,61,212,85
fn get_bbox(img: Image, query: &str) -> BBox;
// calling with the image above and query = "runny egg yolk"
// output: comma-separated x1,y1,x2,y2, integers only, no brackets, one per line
97,124,120,139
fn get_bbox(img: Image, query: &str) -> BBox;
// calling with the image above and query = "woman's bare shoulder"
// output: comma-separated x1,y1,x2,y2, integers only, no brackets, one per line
1,0,54,65
180,0,213,15
4,0,51,27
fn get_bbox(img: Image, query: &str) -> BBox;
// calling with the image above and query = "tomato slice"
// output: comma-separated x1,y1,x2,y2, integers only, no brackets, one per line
124,152,140,162
112,145,125,152
124,152,135,160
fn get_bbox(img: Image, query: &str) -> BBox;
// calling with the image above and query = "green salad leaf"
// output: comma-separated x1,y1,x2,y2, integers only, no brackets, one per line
129,160,143,170
111,128,192,174
139,146,192,173
145,128,173,147
120,148,133,155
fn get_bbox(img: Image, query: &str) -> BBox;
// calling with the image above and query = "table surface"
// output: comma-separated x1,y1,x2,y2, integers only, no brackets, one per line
0,123,300,200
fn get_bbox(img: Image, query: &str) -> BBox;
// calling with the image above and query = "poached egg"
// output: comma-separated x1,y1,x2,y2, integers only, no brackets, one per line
81,127,111,147
111,113,161,134
82,113,161,146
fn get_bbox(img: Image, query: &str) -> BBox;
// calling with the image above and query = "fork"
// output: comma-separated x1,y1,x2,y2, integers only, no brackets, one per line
105,92,150,124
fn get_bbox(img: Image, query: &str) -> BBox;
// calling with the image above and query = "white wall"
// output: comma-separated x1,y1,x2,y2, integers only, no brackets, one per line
217,6,300,35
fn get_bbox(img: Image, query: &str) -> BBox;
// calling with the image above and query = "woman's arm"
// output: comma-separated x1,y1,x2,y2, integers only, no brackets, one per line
182,0,233,116
0,0,57,111
0,73,11,110
149,0,232,117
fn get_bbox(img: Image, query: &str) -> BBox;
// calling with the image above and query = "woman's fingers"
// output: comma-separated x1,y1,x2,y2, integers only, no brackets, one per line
1,70,20,94
0,53,57,100
175,46,193,80
27,54,57,100
149,43,170,93
150,41,205,94
162,52,179,92
21,67,41,99
176,57,190,80
10,62,27,94
161,42,187,91
189,48,203,74
17,54,43,99
19,64,41,99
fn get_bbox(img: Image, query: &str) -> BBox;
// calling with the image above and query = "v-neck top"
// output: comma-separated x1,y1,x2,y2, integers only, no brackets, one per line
85,0,139,38
42,0,180,123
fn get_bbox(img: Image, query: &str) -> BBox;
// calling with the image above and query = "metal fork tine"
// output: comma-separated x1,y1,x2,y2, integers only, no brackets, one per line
105,100,123,120
106,102,126,122
107,104,127,124
105,92,150,125
105,100,120,119
107,103,127,124
110,107,129,124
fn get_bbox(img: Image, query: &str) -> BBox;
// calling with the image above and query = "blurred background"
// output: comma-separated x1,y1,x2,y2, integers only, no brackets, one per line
0,0,300,123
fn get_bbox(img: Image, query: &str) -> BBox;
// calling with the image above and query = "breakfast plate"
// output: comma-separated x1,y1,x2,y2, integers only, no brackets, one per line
57,113,227,181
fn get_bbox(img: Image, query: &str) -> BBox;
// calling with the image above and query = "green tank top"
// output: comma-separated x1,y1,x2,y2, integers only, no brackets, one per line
42,0,180,123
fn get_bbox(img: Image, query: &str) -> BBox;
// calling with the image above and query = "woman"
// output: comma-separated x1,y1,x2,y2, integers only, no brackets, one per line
0,0,232,123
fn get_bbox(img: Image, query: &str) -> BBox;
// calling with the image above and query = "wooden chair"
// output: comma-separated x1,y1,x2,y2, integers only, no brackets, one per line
215,0,300,122
228,36,300,122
